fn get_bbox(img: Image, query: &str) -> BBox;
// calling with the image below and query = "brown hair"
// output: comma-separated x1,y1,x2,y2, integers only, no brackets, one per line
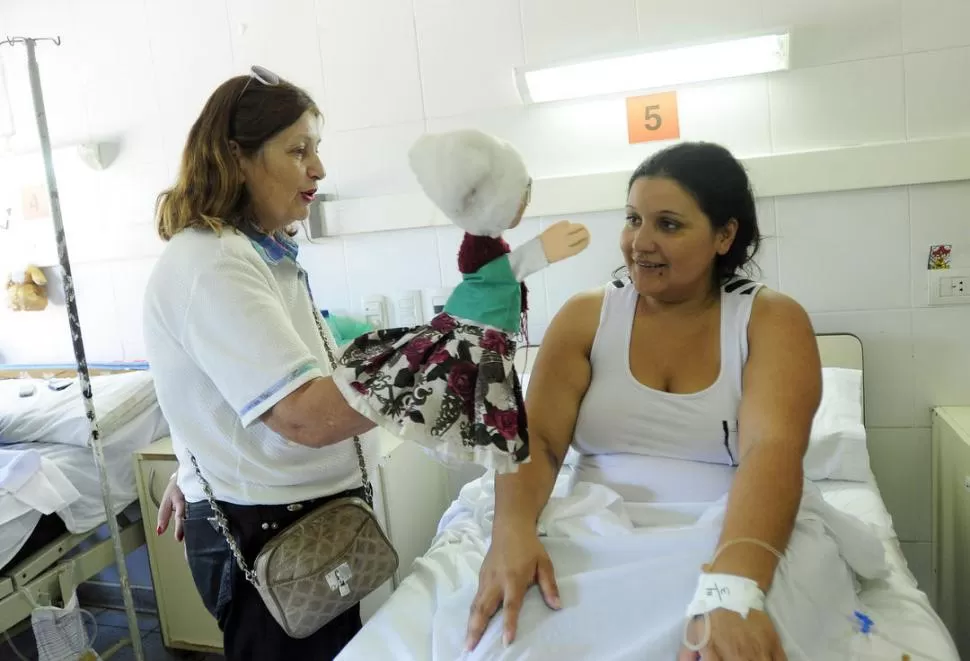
155,73,320,240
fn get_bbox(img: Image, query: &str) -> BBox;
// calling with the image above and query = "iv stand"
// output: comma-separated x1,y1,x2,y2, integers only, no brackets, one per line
0,35,144,661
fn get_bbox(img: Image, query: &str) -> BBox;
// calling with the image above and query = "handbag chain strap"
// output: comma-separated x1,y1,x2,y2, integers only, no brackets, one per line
189,454,260,585
187,282,374,587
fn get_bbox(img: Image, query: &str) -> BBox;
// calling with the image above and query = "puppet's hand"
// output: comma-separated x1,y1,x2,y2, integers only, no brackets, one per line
540,221,590,263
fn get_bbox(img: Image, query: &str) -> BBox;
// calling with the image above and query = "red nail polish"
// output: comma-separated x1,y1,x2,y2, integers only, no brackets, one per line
156,526,162,535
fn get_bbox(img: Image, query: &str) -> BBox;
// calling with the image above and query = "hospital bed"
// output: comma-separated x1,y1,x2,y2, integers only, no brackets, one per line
0,363,169,634
335,333,959,660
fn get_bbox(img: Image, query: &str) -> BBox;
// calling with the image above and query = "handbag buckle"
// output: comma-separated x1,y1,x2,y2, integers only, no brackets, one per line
326,562,353,597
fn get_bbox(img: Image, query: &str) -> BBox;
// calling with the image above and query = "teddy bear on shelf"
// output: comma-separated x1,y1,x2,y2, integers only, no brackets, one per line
6,264,49,312
330,128,591,473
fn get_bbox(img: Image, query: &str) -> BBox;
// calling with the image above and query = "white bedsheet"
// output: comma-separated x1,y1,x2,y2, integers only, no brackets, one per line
337,471,958,661
0,406,168,569
0,448,81,518
817,479,957,661
0,371,158,447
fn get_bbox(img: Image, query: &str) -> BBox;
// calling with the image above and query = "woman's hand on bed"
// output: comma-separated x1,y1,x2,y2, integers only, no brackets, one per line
678,609,786,661
156,474,186,543
465,528,561,650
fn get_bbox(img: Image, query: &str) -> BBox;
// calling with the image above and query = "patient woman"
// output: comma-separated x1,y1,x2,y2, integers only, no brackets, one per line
465,142,824,661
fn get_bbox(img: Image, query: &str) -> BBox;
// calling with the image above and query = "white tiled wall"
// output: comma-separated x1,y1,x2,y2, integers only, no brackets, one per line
767,57,907,153
413,0,525,119
636,0,763,51
775,188,912,312
764,0,904,67
2,0,969,597
317,0,425,131
905,46,970,141
523,0,639,64
901,0,970,53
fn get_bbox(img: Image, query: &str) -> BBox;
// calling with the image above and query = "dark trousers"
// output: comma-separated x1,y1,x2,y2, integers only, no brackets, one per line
183,490,365,661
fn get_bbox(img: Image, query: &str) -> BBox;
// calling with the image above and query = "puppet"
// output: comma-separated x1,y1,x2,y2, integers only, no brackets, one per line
331,129,590,473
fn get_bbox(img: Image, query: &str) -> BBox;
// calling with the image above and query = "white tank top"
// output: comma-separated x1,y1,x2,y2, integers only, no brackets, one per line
571,276,763,503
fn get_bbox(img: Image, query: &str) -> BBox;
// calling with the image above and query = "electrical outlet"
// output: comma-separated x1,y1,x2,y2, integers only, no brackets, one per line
927,268,970,306
362,295,389,329
393,290,423,327
421,288,454,321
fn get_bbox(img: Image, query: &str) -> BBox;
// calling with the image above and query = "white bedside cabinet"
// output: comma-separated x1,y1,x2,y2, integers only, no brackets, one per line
134,438,223,654
931,406,970,658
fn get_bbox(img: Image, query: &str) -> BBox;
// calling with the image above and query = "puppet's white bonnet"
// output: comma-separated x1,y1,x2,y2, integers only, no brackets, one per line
408,129,530,237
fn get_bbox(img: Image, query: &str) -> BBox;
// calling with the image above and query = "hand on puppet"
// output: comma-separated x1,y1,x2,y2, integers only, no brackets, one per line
330,129,590,473
6,264,49,312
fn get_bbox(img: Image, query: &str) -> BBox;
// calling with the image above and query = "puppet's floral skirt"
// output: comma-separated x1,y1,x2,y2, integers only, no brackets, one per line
331,312,529,473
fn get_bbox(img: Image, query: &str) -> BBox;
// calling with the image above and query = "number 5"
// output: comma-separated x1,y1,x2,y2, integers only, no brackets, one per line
644,105,662,131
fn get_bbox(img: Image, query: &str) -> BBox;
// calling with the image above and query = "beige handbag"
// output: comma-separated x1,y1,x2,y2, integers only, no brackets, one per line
188,305,399,639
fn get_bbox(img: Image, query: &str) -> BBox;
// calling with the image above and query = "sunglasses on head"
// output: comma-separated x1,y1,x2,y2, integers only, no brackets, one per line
236,65,280,105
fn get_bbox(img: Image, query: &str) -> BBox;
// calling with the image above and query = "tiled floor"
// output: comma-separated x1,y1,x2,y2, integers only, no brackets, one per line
2,608,223,660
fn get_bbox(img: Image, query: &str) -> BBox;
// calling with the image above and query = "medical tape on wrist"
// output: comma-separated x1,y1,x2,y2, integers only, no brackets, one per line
686,573,765,620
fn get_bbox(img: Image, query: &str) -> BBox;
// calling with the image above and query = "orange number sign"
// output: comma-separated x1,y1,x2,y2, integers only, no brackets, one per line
626,91,680,144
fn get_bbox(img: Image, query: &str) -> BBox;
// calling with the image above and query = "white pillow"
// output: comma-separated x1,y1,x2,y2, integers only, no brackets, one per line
803,367,871,482
0,371,158,447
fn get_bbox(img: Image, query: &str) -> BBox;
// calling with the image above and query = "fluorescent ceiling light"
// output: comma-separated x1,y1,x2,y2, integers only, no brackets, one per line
516,33,790,104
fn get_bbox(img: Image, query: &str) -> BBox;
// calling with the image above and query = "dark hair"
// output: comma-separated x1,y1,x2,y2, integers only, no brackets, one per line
622,141,762,283
156,74,320,240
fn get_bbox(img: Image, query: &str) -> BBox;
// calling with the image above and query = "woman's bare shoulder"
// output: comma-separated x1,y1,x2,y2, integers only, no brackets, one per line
562,286,608,314
750,287,812,328
747,287,817,360
544,286,608,352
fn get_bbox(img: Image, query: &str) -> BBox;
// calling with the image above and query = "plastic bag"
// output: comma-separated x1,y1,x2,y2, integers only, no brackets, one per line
30,591,100,661
322,311,374,346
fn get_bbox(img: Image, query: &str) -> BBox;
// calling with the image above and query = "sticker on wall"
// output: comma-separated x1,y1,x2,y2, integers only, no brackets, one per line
928,244,952,270
21,184,50,220
626,91,680,144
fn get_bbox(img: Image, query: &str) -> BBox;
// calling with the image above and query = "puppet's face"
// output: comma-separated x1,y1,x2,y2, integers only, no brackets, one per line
508,179,532,230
